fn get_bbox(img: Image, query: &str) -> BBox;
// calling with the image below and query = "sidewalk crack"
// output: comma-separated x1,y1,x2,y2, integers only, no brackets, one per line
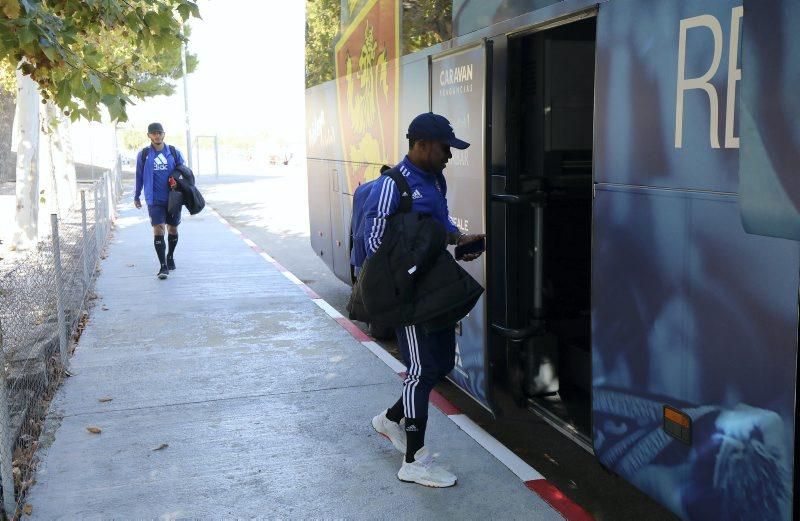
54,381,391,419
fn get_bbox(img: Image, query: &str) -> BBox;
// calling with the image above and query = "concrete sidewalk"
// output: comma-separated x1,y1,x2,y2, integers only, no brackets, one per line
24,199,562,519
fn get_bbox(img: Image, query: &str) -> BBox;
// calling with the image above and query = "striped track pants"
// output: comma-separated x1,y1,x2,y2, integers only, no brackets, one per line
395,325,456,420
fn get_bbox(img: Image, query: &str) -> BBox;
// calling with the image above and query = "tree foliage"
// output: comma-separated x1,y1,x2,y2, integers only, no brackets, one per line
0,56,13,93
305,0,340,89
402,0,452,55
0,0,201,122
305,0,453,89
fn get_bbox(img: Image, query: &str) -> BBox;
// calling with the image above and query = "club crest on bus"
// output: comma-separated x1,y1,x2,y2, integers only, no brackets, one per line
335,0,399,193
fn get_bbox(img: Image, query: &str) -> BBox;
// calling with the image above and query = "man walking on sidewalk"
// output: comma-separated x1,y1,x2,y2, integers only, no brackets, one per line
134,122,186,279
364,112,485,487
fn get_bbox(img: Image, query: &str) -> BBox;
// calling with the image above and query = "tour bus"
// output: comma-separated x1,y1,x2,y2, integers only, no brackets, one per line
305,1,800,518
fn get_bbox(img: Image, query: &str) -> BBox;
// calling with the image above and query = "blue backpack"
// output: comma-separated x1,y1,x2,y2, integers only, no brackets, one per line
350,165,408,270
350,179,378,270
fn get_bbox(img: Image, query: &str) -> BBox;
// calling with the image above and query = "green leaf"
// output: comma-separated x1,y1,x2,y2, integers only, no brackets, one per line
68,71,82,92
125,12,139,28
41,43,57,61
143,11,158,30
103,94,125,122
177,4,189,21
55,82,70,106
88,73,100,93
18,24,34,45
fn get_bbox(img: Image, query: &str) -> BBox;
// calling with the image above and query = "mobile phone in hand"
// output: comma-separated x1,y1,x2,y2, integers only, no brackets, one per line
455,237,486,260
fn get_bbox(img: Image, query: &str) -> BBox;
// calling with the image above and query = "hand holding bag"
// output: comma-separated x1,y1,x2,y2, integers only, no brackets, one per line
167,185,184,214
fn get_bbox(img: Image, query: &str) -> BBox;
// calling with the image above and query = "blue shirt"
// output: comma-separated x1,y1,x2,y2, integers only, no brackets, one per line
363,156,458,259
134,144,185,206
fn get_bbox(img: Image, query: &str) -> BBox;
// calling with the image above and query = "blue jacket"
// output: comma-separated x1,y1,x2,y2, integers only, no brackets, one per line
363,156,458,259
134,144,185,206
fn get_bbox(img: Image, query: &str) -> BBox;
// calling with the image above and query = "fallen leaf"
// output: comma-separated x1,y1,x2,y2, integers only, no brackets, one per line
126,264,135,267
152,443,169,451
23,504,32,515
101,306,109,311
98,397,113,403
86,426,101,434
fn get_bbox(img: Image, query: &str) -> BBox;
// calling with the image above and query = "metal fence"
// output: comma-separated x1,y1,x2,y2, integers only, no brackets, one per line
0,165,122,518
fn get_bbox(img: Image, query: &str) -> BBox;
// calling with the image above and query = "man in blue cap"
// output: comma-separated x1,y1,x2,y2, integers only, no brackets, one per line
365,112,485,487
134,122,186,279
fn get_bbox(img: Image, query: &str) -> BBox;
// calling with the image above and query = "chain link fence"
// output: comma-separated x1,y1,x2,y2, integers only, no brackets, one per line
0,162,122,518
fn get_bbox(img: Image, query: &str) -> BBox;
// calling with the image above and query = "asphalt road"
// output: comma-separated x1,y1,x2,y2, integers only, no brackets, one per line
200,166,679,521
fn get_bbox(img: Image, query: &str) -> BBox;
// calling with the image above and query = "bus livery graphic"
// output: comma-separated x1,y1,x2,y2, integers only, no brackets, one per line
334,0,400,193
307,1,800,519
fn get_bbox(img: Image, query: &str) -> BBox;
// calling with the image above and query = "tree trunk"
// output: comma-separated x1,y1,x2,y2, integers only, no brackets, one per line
0,89,14,183
38,103,76,220
48,103,77,215
11,71,40,251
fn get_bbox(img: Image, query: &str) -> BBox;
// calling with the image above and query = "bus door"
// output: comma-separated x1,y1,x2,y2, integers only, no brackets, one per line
494,13,597,449
430,42,495,411
739,3,800,519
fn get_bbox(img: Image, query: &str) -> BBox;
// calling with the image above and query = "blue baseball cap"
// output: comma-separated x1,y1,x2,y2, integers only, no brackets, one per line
406,112,470,150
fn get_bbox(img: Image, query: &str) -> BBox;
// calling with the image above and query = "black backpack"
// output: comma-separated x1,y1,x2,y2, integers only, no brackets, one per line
380,167,413,214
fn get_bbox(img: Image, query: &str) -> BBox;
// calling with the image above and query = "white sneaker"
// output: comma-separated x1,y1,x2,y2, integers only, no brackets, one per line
397,447,457,488
371,410,406,453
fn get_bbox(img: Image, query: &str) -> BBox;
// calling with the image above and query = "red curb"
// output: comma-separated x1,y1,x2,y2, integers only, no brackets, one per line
334,317,372,342
525,480,595,521
429,390,461,415
238,237,274,264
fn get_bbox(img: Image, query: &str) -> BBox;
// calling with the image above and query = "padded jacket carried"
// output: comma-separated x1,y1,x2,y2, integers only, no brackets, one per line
347,168,483,334
170,164,205,215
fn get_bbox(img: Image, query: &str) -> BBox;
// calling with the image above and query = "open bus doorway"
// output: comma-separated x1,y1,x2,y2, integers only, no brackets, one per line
500,16,596,448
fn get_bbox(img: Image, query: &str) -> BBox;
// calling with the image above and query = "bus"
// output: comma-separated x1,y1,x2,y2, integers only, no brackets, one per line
304,1,799,519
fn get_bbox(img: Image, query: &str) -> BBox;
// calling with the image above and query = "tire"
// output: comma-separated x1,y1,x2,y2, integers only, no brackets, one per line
369,322,395,340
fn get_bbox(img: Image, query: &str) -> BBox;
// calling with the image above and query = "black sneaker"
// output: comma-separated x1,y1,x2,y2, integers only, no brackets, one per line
157,266,169,280
167,257,176,270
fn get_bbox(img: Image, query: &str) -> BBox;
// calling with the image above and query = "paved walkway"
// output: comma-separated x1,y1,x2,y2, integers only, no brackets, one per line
25,198,562,519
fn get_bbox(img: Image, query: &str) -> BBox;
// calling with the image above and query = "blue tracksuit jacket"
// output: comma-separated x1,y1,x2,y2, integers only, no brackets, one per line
363,156,458,259
134,144,185,206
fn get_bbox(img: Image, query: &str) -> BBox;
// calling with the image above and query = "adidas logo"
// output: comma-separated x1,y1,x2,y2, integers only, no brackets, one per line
411,189,423,200
154,153,169,170
405,425,419,432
